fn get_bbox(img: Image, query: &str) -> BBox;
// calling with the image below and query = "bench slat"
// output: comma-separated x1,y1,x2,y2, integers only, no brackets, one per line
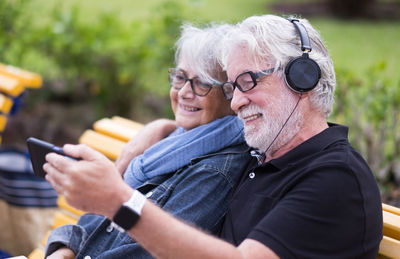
51,211,78,229
57,196,85,218
0,63,42,88
0,93,13,114
111,116,144,130
383,203,400,217
93,118,140,142
0,74,24,97
79,129,126,160
27,248,45,259
379,235,400,259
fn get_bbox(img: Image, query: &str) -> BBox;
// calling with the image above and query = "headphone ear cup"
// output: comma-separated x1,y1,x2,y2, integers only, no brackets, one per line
285,54,321,92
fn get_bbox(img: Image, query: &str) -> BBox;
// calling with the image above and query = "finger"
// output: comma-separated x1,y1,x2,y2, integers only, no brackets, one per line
44,162,66,195
45,152,75,172
63,144,106,161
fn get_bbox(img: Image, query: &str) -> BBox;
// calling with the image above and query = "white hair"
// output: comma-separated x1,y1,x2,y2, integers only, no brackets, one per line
220,15,336,117
174,23,234,85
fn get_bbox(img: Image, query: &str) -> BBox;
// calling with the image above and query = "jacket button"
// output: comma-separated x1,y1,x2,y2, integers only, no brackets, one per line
249,172,255,179
84,256,91,259
106,224,113,233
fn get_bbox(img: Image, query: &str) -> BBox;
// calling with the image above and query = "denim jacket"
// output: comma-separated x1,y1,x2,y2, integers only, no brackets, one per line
45,142,251,258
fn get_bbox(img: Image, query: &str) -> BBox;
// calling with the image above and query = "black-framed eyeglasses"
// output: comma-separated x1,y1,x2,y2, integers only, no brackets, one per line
221,67,279,100
168,68,215,97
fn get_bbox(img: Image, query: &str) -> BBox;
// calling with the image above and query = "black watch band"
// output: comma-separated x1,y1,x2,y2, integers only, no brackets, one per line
112,190,146,232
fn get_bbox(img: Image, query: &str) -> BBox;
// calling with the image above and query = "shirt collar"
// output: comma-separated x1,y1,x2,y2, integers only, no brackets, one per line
266,123,349,169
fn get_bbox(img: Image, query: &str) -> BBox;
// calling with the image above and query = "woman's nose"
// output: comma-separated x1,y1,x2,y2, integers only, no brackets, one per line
178,80,195,99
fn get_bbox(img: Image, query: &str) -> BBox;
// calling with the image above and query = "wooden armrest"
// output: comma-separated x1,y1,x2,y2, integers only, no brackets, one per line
0,74,24,97
79,129,126,160
0,63,42,88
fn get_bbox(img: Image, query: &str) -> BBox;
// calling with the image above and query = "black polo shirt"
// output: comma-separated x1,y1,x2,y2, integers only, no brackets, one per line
220,124,382,258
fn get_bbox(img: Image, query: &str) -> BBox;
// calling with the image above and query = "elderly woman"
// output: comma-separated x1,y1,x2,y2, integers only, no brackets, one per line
44,23,251,258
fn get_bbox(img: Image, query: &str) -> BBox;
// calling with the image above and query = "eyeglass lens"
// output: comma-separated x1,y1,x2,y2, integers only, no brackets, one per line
221,68,276,100
169,69,212,96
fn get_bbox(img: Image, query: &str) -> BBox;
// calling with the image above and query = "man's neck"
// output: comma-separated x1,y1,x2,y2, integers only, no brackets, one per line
265,117,329,162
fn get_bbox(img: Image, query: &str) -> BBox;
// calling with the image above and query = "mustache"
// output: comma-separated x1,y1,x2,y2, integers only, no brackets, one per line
238,104,265,120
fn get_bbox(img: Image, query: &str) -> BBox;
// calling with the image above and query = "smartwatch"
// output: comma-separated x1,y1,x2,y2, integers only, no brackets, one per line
112,190,147,232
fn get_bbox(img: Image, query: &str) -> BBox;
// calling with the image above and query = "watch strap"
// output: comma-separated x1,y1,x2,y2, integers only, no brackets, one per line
112,190,146,232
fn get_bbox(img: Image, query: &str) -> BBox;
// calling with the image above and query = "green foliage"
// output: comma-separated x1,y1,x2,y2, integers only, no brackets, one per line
27,0,187,117
330,62,400,185
0,0,187,118
0,0,33,63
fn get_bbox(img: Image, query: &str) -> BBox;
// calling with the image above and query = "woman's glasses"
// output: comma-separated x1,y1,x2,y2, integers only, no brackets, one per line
168,68,214,97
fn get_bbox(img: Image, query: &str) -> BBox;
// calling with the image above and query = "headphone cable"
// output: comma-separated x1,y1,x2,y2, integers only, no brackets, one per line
260,93,303,162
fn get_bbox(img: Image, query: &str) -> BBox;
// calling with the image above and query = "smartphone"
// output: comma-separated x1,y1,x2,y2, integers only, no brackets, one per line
26,137,76,178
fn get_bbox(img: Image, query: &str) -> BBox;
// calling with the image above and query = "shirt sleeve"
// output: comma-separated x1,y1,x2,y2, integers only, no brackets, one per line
247,165,369,259
44,224,88,257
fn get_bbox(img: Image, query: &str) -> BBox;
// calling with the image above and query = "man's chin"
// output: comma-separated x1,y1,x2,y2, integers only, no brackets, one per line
244,132,262,151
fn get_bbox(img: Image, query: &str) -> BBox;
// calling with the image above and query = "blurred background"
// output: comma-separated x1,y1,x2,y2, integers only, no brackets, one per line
0,0,399,256
0,0,399,210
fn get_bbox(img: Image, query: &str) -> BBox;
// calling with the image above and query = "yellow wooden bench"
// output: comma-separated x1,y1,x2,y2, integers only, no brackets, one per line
379,203,400,258
0,63,42,143
25,116,400,259
79,116,144,160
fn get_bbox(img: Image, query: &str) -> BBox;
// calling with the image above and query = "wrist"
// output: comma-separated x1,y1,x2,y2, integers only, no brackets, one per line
111,189,147,232
106,185,133,219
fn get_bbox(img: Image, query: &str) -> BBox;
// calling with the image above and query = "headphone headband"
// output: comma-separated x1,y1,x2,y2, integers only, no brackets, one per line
287,18,312,52
284,18,321,93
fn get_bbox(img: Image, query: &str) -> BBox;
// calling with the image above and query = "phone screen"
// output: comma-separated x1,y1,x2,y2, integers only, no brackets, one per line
26,137,69,178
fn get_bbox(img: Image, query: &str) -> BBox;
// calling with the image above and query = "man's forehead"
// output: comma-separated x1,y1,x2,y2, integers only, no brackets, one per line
226,46,255,80
225,44,272,81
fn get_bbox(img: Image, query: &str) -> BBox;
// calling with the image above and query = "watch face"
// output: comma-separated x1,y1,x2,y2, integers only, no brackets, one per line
113,205,140,231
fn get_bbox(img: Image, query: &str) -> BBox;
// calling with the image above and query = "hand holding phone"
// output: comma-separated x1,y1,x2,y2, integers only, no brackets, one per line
27,137,78,178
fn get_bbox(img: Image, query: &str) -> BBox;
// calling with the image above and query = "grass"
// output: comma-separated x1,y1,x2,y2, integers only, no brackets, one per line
28,0,400,83
312,18,400,83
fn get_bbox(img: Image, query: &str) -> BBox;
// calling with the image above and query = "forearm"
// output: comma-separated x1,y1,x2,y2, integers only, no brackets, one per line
128,200,242,259
115,119,176,173
45,224,86,258
46,247,75,259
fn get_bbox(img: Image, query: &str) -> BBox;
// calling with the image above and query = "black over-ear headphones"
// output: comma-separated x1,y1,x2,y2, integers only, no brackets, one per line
285,18,321,93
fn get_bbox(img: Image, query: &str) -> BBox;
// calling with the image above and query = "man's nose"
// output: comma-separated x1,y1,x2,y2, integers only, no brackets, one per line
231,88,250,113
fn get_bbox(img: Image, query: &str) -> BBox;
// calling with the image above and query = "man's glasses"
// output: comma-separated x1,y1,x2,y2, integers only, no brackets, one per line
168,68,215,97
221,67,279,100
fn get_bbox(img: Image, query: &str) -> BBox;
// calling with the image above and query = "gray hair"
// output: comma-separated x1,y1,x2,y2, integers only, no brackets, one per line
220,15,336,117
175,23,234,85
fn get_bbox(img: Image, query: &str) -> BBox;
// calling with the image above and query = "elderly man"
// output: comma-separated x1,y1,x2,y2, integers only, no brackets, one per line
44,15,382,258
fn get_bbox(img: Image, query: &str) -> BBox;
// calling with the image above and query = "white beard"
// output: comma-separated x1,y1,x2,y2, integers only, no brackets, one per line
238,100,303,157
